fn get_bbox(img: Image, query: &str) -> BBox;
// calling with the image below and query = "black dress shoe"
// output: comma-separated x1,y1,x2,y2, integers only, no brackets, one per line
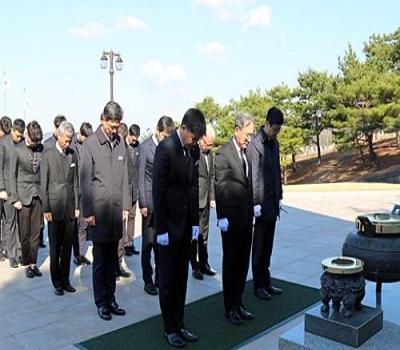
73,256,82,266
225,310,244,325
266,285,282,295
178,328,198,342
97,306,112,321
238,306,255,320
144,283,158,296
164,332,185,348
25,266,34,278
31,265,42,277
116,267,131,278
124,247,133,256
254,287,271,300
200,264,217,276
63,284,76,293
109,301,126,316
39,241,46,248
131,246,140,255
192,269,204,280
54,287,64,296
9,257,19,268
81,256,91,265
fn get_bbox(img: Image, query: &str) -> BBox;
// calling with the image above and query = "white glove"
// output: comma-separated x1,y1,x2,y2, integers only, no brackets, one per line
279,200,287,213
218,218,229,232
210,200,216,208
254,204,262,218
157,233,169,246
192,226,200,240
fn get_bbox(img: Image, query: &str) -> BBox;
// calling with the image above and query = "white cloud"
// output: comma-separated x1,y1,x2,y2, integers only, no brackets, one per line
140,60,187,93
196,0,249,7
117,16,151,32
69,22,111,39
242,5,272,29
279,31,288,45
198,42,230,63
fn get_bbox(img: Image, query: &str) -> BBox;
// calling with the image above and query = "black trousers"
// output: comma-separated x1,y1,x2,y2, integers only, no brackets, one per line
48,217,73,288
141,213,159,285
158,236,191,333
221,220,252,312
92,240,119,308
4,200,21,259
18,198,42,265
252,220,277,290
190,205,210,271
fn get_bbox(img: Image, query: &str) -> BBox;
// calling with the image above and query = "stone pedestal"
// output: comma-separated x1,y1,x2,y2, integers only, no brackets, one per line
279,320,400,350
305,305,382,347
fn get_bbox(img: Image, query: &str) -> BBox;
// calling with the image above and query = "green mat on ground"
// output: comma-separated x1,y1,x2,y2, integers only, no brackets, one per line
77,279,319,349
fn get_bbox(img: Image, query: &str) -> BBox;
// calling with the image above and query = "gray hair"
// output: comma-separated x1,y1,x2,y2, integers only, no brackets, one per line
58,121,75,138
205,124,215,139
235,112,255,129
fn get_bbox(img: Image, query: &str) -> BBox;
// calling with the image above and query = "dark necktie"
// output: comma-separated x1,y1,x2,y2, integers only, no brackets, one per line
240,149,247,177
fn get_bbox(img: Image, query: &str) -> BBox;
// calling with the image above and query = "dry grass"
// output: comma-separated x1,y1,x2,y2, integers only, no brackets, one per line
284,182,400,192
287,137,400,185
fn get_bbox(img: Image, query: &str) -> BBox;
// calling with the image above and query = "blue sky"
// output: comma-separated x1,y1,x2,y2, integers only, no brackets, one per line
0,0,399,133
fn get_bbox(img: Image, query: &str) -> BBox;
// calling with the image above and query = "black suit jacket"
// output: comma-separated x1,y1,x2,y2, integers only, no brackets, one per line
215,139,252,232
152,130,198,243
247,127,282,221
43,134,57,152
41,146,79,221
10,142,43,206
138,136,157,212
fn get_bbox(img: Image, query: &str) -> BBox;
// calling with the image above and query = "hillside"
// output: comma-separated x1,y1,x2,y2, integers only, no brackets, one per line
287,137,400,185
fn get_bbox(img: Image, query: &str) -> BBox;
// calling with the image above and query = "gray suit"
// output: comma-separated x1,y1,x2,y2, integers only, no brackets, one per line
10,142,43,206
138,136,159,285
79,126,130,308
70,136,88,258
138,137,156,213
0,134,21,259
10,141,43,265
190,150,215,271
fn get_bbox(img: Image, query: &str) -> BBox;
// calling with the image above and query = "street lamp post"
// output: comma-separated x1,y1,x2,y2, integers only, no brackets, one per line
100,50,123,102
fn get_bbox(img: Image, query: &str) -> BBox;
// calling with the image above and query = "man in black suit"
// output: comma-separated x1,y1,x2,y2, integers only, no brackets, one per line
10,121,44,278
190,124,217,280
124,124,141,256
0,119,25,267
41,121,80,296
80,101,130,321
153,108,206,348
248,107,284,300
138,116,174,296
71,122,93,266
215,112,255,326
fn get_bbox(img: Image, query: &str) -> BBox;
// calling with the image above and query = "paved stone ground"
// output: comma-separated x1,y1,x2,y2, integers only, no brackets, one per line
0,189,399,349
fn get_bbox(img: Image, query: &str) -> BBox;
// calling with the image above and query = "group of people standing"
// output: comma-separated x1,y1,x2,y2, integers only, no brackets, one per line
151,106,285,348
0,101,285,349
